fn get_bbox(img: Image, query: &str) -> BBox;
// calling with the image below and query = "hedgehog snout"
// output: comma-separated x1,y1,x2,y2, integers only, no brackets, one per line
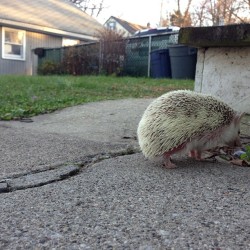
227,134,242,147
222,127,241,147
219,120,242,148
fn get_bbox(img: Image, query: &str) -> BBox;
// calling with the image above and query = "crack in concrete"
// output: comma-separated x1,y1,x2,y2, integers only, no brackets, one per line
0,146,139,193
0,165,80,193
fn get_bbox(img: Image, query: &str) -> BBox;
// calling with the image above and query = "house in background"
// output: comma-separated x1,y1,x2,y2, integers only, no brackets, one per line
0,0,103,75
104,16,148,36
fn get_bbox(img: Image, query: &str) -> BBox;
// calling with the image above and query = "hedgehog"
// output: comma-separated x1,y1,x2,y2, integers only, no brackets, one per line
137,90,244,168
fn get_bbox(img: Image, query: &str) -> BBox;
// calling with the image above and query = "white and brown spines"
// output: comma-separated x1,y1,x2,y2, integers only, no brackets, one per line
137,90,238,160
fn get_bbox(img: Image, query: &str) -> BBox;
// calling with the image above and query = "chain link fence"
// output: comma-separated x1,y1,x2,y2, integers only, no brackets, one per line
37,32,179,77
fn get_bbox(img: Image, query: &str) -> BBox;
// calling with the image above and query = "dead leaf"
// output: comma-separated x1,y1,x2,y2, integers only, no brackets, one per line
201,151,217,159
230,159,250,167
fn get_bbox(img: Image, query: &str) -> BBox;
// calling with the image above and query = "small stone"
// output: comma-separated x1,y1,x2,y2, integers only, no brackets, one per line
216,206,223,210
139,245,154,250
158,230,170,236
0,182,8,192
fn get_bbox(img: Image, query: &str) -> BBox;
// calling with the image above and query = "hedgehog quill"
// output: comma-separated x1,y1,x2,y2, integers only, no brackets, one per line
137,90,244,168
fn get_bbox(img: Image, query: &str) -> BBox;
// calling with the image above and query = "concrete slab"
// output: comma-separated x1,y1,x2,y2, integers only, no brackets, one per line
0,98,152,179
0,154,250,249
178,24,250,47
0,98,250,249
178,24,250,113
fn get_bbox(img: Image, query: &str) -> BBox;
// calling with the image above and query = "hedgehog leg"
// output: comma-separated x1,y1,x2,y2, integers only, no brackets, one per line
189,150,201,160
188,150,196,158
163,153,176,168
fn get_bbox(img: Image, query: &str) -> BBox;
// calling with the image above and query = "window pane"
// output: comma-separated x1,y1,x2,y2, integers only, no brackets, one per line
5,30,23,44
4,44,22,56
108,22,116,30
62,38,79,47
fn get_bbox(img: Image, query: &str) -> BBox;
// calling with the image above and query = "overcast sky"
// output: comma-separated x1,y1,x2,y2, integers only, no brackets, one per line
96,0,177,27
94,0,249,27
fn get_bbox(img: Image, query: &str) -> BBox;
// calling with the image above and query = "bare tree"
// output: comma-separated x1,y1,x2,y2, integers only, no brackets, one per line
206,0,240,25
69,0,105,17
170,0,193,27
242,0,250,8
192,0,250,26
192,0,210,26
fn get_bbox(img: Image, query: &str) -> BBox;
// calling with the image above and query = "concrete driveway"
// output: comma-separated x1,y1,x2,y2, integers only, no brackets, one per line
0,98,249,249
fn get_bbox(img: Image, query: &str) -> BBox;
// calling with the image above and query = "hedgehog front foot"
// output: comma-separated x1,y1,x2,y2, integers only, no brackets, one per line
163,154,176,168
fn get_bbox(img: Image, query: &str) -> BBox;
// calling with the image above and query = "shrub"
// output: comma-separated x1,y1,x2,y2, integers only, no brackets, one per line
97,29,127,76
38,60,62,75
62,44,99,75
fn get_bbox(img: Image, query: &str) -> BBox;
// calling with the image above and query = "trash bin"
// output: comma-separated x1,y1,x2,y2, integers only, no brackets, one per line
169,45,197,79
150,49,171,78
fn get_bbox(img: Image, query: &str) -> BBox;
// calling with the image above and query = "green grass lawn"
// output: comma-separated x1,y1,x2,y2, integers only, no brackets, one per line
0,75,194,120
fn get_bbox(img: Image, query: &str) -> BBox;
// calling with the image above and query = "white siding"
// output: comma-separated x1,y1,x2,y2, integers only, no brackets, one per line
0,27,63,75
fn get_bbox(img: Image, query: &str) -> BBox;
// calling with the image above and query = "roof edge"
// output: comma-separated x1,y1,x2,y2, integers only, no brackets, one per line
0,18,98,41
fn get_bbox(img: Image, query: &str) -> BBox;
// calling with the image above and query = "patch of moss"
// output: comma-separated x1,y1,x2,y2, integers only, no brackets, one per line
179,24,250,47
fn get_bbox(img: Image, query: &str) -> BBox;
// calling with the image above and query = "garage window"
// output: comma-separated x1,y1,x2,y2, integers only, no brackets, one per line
2,27,26,60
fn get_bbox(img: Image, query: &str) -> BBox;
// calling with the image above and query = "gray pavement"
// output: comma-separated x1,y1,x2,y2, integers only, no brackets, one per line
0,98,250,249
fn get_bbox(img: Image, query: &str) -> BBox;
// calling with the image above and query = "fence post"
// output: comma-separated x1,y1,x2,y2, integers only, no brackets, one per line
99,41,103,74
147,35,152,77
